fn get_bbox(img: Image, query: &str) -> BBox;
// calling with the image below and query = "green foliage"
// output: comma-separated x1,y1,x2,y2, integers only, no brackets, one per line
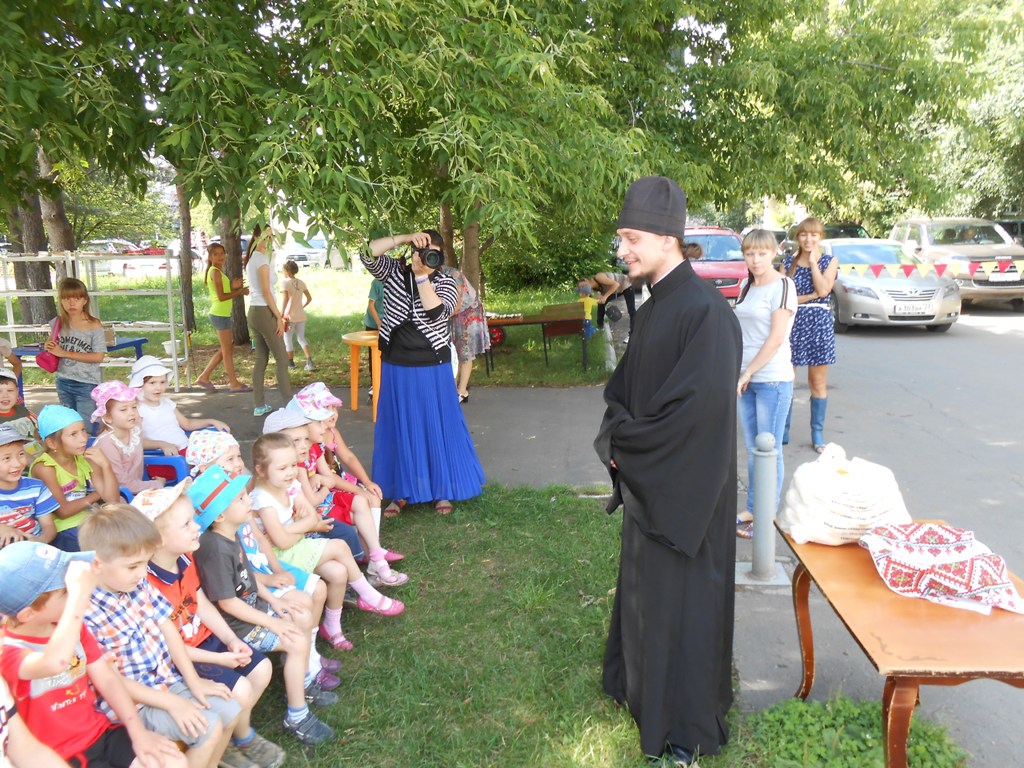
744,696,967,767
58,161,177,245
1,0,994,272
483,218,615,290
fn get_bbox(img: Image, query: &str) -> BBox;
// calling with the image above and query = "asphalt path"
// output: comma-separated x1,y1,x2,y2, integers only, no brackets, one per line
23,302,1024,765
735,303,1024,768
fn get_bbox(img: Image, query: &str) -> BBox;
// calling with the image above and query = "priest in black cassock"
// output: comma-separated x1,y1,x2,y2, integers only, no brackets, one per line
594,176,742,766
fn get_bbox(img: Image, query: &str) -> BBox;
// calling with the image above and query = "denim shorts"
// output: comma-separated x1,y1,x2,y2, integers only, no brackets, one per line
209,313,232,331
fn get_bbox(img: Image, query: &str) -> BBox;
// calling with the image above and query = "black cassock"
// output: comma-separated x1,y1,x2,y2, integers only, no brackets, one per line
594,259,741,757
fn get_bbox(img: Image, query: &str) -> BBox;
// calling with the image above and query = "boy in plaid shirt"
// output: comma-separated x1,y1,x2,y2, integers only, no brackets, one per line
79,504,242,768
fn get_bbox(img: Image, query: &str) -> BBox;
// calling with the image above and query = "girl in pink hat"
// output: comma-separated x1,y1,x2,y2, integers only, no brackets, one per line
90,381,166,496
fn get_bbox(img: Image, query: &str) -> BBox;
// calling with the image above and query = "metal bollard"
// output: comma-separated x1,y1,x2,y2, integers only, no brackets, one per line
750,431,778,581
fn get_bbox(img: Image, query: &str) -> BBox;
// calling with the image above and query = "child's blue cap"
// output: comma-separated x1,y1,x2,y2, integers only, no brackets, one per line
0,542,94,617
37,404,84,440
577,283,592,296
187,465,251,532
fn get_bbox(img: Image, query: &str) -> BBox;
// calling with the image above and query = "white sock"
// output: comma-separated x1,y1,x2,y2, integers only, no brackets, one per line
307,628,322,676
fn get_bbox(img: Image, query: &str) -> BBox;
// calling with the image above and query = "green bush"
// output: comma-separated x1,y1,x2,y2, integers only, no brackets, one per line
743,696,968,767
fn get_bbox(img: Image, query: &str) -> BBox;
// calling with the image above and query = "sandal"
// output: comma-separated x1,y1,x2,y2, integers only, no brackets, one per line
367,560,409,587
435,500,454,516
194,379,216,392
814,443,826,454
355,594,405,616
736,522,753,540
228,384,253,393
382,500,406,519
317,624,354,651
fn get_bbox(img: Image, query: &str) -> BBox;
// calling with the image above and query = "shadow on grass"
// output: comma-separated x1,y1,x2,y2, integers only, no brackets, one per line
249,484,966,767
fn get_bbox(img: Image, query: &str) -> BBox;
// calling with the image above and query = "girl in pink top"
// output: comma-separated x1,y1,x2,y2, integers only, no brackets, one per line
90,381,165,495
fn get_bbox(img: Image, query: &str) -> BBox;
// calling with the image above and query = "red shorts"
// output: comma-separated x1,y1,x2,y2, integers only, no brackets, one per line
325,490,356,525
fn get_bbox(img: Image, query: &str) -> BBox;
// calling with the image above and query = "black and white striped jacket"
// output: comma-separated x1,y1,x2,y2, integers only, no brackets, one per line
360,248,459,360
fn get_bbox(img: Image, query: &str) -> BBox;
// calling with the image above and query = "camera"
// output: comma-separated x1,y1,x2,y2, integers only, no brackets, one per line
416,246,445,270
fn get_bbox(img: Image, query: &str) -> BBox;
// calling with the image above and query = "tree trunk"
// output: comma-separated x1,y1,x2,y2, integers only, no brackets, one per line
461,217,482,293
7,192,56,324
36,146,73,283
439,203,458,268
6,208,30,324
219,195,249,346
176,182,196,332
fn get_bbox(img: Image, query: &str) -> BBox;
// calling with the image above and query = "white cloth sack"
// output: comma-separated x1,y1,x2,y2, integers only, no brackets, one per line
778,443,912,545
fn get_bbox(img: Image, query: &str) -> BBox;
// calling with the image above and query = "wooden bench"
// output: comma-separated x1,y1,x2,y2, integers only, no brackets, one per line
485,302,588,373
779,524,1024,768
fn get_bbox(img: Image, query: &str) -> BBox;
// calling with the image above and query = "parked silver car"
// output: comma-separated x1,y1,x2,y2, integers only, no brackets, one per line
824,239,960,333
888,217,1024,310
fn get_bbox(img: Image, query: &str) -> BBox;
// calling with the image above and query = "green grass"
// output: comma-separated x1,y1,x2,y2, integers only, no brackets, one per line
248,486,967,768
20,271,609,389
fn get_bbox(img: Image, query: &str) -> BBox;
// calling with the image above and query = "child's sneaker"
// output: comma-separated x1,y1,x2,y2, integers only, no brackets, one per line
315,667,341,690
282,711,335,745
219,744,259,768
254,405,273,416
238,733,285,768
304,679,339,707
342,585,359,608
304,359,316,371
288,360,297,369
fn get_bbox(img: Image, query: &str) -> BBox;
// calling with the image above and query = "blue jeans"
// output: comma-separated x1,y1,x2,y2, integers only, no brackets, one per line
738,380,793,515
56,377,98,430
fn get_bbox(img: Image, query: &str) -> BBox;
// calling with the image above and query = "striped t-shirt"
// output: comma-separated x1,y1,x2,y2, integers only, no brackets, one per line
0,478,59,538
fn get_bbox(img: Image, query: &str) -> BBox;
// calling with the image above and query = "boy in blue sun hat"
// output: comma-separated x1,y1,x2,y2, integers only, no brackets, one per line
29,404,119,552
190,466,338,746
0,423,59,549
0,540,186,768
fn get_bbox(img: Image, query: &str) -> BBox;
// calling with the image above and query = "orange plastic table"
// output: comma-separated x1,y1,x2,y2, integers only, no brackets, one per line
341,331,380,421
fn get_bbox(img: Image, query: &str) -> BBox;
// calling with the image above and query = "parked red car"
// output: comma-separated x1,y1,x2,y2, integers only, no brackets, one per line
685,227,746,303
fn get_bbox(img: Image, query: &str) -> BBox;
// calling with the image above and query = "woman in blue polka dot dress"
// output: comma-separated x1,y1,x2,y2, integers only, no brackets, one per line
781,217,838,452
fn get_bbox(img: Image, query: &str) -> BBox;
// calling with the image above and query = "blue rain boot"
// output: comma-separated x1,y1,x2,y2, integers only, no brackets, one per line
782,401,792,445
810,396,827,453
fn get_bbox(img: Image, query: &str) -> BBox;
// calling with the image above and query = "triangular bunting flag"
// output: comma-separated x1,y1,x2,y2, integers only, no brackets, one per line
980,261,997,276
839,264,855,276
901,264,915,277
916,263,932,277
853,264,870,276
947,262,963,277
885,264,901,277
870,264,884,277
1014,260,1024,276
998,260,1012,273
967,262,979,276
934,263,947,277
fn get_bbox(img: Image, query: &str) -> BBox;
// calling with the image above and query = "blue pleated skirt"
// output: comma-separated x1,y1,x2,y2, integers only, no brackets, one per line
372,361,485,503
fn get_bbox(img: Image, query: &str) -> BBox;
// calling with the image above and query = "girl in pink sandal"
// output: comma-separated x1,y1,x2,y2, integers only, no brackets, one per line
250,433,404,652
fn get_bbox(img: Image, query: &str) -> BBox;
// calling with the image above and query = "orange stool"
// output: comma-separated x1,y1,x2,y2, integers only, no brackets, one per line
341,330,380,421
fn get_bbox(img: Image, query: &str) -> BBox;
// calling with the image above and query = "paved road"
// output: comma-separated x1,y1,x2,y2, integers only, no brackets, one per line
735,304,1024,768
24,303,1024,765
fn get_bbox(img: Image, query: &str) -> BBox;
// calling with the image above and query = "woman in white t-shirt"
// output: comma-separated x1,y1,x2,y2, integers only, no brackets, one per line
244,224,292,416
734,229,797,537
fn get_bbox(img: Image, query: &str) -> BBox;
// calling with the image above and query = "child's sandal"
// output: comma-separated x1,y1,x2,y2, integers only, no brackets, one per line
317,624,354,651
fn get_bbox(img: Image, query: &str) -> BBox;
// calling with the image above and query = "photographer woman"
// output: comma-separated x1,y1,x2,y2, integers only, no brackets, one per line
361,230,485,515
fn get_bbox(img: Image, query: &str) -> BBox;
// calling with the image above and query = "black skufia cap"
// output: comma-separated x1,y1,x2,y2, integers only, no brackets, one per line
617,176,687,239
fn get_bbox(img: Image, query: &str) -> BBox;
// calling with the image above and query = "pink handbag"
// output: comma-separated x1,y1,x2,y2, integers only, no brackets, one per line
35,319,61,373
